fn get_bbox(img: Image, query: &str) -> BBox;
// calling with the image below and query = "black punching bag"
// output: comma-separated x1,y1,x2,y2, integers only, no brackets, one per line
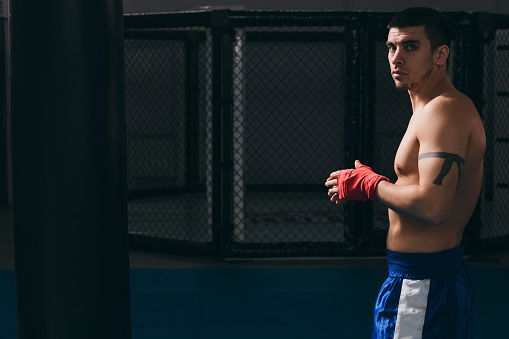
10,1,131,338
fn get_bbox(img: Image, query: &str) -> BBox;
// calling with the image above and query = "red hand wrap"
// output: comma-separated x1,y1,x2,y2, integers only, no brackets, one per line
336,164,389,201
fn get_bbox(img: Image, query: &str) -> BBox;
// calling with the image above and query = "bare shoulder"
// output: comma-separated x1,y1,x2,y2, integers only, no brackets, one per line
425,90,477,121
416,89,485,156
418,89,484,133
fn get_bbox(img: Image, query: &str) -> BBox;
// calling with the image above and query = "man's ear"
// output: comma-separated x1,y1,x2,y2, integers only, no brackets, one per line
435,45,449,66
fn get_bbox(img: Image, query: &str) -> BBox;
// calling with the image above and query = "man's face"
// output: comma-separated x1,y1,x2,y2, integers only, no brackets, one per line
386,26,436,91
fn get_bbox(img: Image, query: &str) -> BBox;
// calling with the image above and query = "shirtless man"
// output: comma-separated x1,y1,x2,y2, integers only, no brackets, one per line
324,8,485,338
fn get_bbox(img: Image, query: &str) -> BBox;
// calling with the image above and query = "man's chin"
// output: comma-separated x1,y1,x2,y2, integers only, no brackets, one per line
394,82,411,91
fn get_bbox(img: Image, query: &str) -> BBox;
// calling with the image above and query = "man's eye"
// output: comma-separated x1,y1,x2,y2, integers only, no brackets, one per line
407,45,416,51
387,45,396,52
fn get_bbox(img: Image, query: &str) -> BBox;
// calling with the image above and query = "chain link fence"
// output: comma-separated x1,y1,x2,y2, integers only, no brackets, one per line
124,11,509,257
125,24,214,253
480,14,509,250
230,23,347,255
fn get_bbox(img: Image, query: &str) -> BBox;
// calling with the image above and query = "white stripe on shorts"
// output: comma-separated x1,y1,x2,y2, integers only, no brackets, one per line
394,279,430,339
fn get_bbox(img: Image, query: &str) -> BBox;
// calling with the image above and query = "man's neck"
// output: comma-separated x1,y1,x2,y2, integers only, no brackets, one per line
408,69,452,112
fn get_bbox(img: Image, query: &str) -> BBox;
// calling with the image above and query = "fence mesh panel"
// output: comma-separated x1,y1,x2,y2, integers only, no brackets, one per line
125,28,213,246
481,28,509,245
230,26,346,250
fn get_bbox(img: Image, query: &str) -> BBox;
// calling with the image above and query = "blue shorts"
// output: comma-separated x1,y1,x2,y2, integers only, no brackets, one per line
372,246,474,338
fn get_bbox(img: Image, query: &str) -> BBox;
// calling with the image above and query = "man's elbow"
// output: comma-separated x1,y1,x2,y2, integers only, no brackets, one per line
424,206,452,225
426,214,448,226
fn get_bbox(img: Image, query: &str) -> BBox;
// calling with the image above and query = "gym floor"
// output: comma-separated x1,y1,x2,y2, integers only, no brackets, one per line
1,206,508,338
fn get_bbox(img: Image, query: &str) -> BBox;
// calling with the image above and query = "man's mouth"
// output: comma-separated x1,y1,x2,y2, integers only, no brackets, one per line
392,70,407,79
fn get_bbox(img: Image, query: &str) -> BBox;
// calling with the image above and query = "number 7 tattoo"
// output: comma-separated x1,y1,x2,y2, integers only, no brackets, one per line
418,152,464,189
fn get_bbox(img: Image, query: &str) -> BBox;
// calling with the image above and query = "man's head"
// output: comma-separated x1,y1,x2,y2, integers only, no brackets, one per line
386,8,450,91
388,7,450,52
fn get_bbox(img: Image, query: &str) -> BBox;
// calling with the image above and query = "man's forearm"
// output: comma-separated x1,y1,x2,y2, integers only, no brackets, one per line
375,180,453,225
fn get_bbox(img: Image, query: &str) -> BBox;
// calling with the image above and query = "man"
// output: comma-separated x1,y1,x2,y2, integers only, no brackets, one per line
324,7,485,338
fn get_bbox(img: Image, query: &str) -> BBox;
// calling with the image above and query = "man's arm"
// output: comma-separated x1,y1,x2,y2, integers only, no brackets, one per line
327,152,462,225
375,100,469,225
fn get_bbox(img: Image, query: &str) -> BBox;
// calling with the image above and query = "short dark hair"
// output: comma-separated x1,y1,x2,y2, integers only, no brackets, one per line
388,7,450,50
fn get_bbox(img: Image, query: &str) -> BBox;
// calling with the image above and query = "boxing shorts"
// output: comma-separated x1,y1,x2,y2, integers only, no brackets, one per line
372,246,474,338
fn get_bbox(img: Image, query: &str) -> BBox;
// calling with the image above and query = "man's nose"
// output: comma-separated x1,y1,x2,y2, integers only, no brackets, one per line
391,48,404,65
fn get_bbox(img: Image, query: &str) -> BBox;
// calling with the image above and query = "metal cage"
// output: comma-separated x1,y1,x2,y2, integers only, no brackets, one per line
124,10,509,258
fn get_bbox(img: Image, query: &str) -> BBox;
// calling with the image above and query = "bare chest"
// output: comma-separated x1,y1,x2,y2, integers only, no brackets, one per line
394,122,420,180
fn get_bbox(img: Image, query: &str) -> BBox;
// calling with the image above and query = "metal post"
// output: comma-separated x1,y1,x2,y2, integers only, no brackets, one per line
206,28,214,239
185,31,207,242
0,14,6,207
211,10,234,256
464,12,491,256
10,0,131,338
232,28,246,242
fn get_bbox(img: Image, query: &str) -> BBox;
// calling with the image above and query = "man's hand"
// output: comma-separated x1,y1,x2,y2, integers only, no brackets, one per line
325,160,389,204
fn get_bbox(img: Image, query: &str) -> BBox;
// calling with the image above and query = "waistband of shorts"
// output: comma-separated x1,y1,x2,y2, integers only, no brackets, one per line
387,246,465,279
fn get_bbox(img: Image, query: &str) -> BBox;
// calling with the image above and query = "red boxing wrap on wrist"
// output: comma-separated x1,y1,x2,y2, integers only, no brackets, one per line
336,164,389,201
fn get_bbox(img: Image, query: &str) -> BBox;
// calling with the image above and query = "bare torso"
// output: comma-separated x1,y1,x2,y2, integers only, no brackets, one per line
386,89,485,253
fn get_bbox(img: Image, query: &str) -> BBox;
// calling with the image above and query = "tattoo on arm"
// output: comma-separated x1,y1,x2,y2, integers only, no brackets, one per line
418,152,464,188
